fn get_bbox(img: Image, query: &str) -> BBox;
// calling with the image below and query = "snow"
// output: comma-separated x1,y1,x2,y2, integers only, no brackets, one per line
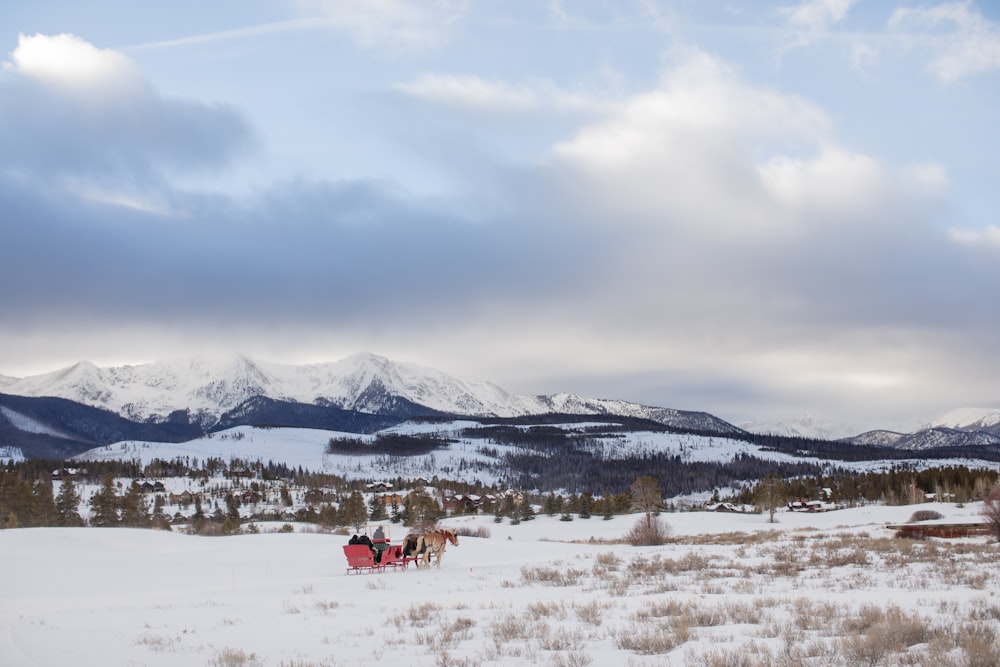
0,353,543,422
0,446,25,463
0,353,737,434
2,503,997,666
74,423,999,492
931,406,1000,430
1,405,70,437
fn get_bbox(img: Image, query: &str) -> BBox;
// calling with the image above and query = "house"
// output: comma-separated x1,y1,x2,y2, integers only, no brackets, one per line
169,491,196,506
444,494,482,513
380,493,404,507
367,482,394,493
787,499,842,512
704,502,750,513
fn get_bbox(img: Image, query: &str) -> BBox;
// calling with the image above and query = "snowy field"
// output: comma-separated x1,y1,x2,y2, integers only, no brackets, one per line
3,503,999,666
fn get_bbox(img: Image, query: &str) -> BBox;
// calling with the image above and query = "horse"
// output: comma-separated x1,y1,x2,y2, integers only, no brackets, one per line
402,533,420,558
413,528,459,569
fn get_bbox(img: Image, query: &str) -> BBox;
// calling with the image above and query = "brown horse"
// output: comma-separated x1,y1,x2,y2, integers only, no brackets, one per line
414,528,459,569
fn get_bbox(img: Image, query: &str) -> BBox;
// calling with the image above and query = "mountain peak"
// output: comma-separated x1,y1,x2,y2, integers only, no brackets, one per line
0,352,745,435
930,407,1000,431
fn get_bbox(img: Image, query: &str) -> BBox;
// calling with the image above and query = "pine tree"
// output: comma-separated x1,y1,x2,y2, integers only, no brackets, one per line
190,496,206,534
151,493,171,531
90,475,121,527
368,493,387,522
579,492,594,519
121,480,151,528
56,477,84,527
600,489,615,520
340,491,368,531
500,494,516,521
221,493,241,535
31,478,59,526
404,490,441,529
0,471,33,528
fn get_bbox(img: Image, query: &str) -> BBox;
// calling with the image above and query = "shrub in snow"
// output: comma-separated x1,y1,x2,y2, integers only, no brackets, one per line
907,510,944,523
982,486,1000,542
625,515,672,546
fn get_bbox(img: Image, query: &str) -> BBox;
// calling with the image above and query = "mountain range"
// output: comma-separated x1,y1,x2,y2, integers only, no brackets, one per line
1,352,998,459
0,352,737,458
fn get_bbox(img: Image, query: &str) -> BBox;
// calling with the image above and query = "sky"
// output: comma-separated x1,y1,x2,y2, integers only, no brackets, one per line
1,0,998,434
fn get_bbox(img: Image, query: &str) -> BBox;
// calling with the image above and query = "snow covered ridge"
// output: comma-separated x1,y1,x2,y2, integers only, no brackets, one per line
0,352,741,434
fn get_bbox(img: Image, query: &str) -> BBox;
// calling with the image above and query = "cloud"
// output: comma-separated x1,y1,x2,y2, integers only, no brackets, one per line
394,72,618,117
0,34,254,194
889,0,1000,81
6,32,146,93
949,224,1000,247
2,25,997,431
551,49,835,236
395,74,540,111
292,0,466,49
778,0,858,50
527,47,1000,422
780,0,857,32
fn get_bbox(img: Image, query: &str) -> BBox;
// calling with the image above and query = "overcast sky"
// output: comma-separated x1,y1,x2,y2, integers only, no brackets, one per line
1,0,998,434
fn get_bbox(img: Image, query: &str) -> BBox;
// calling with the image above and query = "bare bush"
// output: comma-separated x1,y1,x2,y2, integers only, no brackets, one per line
520,565,586,587
837,605,933,666
549,650,593,667
624,515,672,546
527,600,565,620
592,551,621,572
454,525,491,539
615,619,689,655
981,486,1000,542
574,600,605,626
394,601,443,630
489,613,531,645
908,509,944,522
685,640,781,667
955,623,1000,667
134,632,178,652
210,648,263,667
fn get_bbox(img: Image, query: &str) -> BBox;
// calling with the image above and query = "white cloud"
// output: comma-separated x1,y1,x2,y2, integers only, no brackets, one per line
6,33,147,99
551,50,841,235
948,224,1000,247
780,0,857,33
395,74,539,111
0,33,253,198
889,1,1000,81
901,161,950,196
758,147,889,219
778,0,858,51
394,72,620,116
293,0,466,48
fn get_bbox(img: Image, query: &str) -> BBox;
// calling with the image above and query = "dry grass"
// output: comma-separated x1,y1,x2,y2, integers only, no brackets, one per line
209,648,263,667
257,523,1000,666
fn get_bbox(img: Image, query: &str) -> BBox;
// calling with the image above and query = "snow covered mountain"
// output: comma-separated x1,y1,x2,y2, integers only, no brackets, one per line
928,407,1000,435
0,352,741,434
738,414,858,440
843,427,1000,451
